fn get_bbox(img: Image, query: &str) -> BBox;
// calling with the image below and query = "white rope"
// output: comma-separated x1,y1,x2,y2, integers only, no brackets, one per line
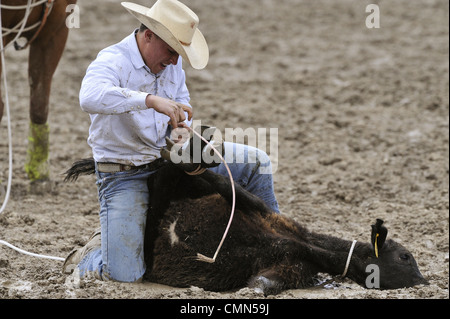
186,127,236,264
2,20,41,36
0,0,13,215
341,240,357,277
0,0,33,52
0,240,64,261
0,0,53,52
0,0,47,10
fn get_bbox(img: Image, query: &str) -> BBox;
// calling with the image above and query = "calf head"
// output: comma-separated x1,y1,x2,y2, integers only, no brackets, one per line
364,219,428,289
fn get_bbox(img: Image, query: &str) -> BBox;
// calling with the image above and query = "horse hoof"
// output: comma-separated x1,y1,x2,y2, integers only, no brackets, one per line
28,179,53,195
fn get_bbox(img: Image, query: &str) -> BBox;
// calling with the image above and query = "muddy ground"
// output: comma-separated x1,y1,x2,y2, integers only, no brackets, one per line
1,0,448,300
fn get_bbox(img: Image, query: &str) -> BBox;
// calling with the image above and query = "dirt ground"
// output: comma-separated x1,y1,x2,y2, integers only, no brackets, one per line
0,0,448,300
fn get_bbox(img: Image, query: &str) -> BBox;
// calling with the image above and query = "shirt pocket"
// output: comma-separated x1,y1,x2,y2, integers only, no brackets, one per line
160,76,178,101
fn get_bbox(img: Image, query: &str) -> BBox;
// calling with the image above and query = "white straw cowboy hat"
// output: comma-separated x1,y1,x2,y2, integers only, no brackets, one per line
121,0,209,70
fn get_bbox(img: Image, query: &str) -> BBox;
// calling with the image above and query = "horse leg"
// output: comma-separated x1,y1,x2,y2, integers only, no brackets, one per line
0,61,3,123
0,60,2,192
26,19,70,182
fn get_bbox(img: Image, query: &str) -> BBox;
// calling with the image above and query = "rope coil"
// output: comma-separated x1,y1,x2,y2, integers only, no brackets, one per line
1,0,54,51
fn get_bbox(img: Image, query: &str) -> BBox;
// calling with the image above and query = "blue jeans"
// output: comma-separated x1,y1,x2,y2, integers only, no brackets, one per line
77,142,279,282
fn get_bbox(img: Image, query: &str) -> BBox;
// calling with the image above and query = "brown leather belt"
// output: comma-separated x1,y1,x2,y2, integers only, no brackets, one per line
96,158,165,173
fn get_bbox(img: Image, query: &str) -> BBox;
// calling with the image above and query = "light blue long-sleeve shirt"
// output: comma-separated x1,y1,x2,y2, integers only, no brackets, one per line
79,30,192,165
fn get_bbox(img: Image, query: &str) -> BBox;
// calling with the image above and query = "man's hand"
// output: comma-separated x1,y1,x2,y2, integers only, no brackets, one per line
146,94,193,128
160,136,200,172
160,126,225,173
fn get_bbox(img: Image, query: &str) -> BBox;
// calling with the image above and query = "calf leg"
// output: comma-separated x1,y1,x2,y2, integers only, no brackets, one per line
248,268,285,296
197,169,273,217
248,263,316,296
154,160,274,216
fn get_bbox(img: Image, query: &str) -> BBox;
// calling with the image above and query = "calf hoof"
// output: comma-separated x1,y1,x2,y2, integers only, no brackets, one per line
248,275,283,296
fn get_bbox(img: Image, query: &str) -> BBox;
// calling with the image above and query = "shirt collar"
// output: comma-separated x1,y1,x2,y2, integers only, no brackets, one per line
127,29,147,71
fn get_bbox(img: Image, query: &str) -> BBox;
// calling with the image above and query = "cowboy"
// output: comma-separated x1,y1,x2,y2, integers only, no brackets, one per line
63,0,280,283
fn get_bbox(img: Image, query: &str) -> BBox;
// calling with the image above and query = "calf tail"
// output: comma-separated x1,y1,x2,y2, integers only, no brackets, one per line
64,158,96,182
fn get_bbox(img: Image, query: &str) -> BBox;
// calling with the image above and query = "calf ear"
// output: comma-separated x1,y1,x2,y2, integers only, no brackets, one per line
371,219,388,258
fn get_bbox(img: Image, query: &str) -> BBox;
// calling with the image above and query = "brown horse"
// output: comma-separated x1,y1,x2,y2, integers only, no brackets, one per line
1,0,77,182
